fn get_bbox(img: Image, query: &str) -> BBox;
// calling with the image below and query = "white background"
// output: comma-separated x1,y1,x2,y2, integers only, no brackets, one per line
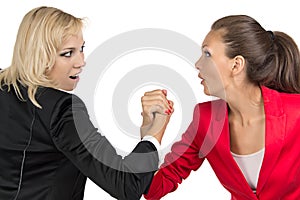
1,1,299,199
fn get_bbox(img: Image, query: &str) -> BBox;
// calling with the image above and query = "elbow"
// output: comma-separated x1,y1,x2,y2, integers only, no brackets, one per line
119,173,154,200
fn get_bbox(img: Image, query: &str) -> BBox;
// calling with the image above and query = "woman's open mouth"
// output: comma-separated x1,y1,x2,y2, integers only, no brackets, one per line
69,75,79,80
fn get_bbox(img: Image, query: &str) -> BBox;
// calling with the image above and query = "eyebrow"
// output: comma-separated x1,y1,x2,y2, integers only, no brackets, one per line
201,44,208,49
61,41,85,51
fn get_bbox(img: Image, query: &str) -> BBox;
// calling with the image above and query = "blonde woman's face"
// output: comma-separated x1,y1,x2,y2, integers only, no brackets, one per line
48,31,85,91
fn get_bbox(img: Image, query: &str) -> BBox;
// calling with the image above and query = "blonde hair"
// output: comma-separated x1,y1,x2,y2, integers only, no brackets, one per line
0,6,84,108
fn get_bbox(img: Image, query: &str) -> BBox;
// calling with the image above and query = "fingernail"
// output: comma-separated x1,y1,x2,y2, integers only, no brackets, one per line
165,110,170,115
162,89,167,96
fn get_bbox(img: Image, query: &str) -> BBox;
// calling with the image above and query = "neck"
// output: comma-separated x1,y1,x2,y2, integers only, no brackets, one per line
226,84,264,126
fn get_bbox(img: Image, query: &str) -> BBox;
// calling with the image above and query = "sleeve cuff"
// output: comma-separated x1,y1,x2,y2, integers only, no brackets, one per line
142,135,162,163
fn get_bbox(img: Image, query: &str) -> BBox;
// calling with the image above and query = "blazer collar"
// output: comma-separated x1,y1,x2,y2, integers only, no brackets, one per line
213,86,287,197
260,86,285,117
256,86,286,195
199,99,227,158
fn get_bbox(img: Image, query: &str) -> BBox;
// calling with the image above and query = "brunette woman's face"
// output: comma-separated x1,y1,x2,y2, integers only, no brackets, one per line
195,30,233,99
48,31,86,91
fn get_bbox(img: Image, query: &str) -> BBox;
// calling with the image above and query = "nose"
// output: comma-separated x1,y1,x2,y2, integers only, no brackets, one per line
195,56,202,70
74,53,86,68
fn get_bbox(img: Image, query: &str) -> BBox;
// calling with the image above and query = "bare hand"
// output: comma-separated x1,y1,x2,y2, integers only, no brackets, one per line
140,89,174,143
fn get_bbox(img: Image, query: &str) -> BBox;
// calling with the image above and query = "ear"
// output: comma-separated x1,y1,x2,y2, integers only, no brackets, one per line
231,55,245,75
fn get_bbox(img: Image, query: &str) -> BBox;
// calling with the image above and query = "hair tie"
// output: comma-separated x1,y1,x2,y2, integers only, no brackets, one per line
267,30,275,41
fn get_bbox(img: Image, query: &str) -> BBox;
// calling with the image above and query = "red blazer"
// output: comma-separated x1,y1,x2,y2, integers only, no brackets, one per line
144,86,300,200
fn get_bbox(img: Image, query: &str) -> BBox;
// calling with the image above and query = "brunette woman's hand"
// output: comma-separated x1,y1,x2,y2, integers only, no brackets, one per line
140,89,174,143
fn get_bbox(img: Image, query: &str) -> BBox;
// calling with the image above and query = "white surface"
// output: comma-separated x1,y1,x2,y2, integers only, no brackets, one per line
1,1,299,199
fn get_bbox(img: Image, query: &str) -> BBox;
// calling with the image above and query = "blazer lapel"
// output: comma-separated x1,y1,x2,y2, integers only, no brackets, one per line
209,100,258,198
256,87,287,195
199,99,227,158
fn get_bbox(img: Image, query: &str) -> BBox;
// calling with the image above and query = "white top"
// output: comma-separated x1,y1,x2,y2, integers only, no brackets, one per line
231,148,265,192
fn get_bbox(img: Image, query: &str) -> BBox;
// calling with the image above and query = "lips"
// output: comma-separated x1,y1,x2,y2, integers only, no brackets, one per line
69,71,81,80
198,73,206,85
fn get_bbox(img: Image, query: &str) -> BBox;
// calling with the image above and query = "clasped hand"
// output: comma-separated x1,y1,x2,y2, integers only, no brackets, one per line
140,89,174,144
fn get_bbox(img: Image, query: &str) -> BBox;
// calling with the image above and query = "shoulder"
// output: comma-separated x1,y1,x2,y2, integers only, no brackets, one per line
192,99,227,124
262,86,300,115
37,87,84,109
194,99,227,115
279,93,300,118
196,99,225,108
38,88,91,134
279,92,300,106
262,86,300,106
37,87,87,122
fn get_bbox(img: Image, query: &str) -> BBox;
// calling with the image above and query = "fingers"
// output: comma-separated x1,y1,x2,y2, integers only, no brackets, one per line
141,89,173,117
140,89,175,143
143,89,167,96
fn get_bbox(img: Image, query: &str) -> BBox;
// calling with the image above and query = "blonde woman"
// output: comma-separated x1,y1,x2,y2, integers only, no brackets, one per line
0,6,172,200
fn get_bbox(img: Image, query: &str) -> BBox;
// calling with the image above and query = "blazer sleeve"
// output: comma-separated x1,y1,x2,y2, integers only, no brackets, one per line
49,94,159,200
144,104,205,200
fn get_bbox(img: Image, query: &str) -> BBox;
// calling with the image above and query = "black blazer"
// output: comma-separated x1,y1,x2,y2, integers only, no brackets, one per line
0,85,158,200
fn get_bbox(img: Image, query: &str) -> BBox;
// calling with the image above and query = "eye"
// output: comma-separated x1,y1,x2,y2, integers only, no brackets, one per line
59,51,73,57
80,45,85,53
204,50,211,57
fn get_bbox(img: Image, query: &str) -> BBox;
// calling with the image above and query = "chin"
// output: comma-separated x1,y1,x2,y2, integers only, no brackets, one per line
59,85,75,92
203,87,211,96
203,91,211,96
